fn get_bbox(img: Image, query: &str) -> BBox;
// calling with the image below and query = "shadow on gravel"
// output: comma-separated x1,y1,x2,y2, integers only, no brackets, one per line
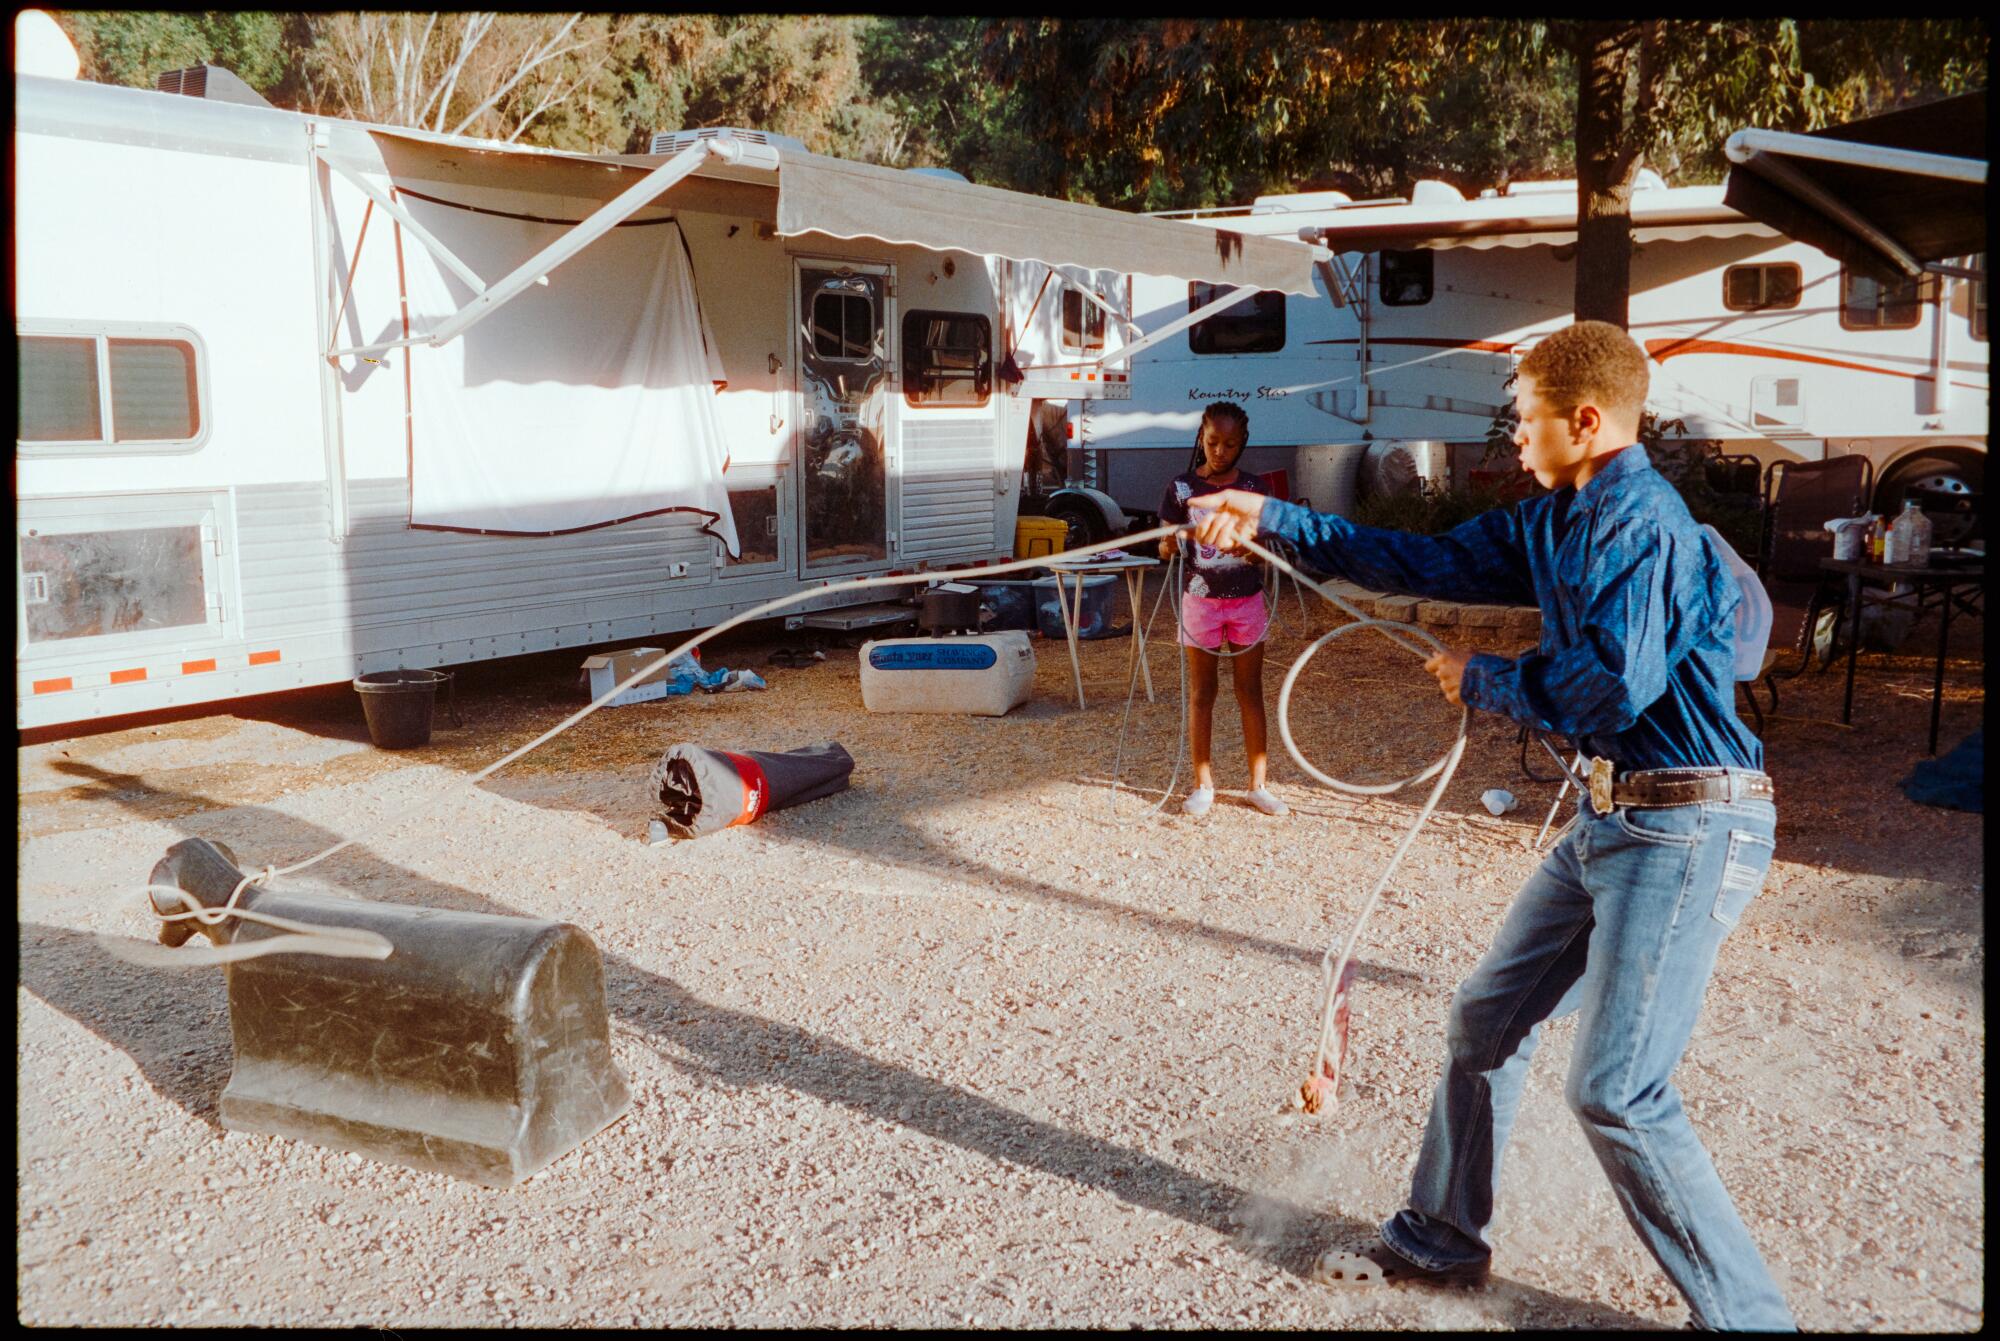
19,769,1657,1321
18,921,235,1130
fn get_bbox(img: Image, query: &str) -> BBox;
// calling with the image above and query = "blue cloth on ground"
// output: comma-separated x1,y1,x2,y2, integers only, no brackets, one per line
1900,730,1982,812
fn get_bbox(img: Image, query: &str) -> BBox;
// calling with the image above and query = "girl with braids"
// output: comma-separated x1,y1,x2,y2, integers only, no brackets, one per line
1156,401,1289,818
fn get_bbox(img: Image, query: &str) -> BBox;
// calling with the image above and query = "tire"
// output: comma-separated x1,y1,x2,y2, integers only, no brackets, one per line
1874,450,1984,548
1046,498,1106,550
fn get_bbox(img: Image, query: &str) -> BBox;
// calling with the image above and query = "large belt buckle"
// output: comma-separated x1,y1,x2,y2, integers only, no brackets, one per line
1588,757,1616,815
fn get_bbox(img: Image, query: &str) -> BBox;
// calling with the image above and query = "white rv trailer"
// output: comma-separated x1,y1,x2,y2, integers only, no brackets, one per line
13,70,1317,730
1073,175,1987,529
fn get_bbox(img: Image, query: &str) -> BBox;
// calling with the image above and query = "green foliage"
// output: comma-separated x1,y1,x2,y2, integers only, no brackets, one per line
58,10,298,94
1350,476,1537,536
45,15,1988,206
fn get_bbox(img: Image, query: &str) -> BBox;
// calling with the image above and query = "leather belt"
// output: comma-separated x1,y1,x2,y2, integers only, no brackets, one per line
1586,758,1774,814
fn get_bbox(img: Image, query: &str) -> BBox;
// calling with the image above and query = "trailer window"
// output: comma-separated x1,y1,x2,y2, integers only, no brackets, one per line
1839,268,1928,330
811,290,877,361
17,323,207,453
1061,289,1107,354
1723,262,1802,311
1378,250,1434,306
19,337,103,441
902,310,991,408
1188,283,1285,355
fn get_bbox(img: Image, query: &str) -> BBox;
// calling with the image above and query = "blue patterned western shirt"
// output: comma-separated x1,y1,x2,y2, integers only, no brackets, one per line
1256,445,1762,773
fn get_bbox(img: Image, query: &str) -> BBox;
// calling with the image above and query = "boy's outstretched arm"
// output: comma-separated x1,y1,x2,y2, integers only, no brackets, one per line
1186,490,1537,607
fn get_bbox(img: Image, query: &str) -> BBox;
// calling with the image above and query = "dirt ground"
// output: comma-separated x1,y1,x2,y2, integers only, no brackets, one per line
16,579,1986,1329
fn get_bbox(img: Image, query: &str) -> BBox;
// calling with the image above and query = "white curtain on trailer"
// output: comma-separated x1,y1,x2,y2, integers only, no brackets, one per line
393,196,737,547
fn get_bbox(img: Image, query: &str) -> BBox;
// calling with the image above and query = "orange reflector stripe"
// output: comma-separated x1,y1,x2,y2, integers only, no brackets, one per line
183,659,217,674
249,650,281,665
110,667,147,684
33,677,72,694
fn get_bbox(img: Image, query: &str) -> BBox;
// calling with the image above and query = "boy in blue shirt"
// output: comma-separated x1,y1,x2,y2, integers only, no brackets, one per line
1189,322,1792,1330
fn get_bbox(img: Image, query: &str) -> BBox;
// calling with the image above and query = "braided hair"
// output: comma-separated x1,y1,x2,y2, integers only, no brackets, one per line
1191,400,1250,477
1201,400,1250,448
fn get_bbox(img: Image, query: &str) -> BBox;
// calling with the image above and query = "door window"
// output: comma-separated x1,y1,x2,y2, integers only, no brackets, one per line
799,269,890,568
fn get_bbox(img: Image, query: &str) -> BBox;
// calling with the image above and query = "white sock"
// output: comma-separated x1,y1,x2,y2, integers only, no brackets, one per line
1246,787,1290,817
1181,785,1214,816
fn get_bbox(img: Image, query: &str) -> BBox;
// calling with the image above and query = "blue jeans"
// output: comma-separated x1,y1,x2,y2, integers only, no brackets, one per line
1380,785,1794,1331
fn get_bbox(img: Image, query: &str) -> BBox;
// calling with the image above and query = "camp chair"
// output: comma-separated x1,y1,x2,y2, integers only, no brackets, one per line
1752,454,1873,713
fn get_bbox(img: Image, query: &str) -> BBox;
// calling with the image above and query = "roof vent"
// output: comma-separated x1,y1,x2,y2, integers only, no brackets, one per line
155,64,272,109
650,127,807,157
905,166,970,183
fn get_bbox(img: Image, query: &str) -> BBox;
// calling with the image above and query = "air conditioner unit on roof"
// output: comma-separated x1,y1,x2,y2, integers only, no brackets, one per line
155,64,272,109
650,127,807,157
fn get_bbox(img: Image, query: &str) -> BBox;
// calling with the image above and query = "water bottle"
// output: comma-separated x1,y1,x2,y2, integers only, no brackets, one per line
1890,497,1932,568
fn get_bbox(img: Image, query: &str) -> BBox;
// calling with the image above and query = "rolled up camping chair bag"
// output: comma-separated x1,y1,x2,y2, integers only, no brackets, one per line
650,740,854,839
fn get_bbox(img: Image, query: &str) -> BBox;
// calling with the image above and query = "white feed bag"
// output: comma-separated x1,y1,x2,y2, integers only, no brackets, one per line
1701,524,1771,682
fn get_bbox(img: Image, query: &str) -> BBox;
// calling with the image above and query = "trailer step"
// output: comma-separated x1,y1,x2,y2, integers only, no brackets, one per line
791,603,917,632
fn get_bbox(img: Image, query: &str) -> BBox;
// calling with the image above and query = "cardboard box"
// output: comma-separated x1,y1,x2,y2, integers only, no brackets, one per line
580,647,688,707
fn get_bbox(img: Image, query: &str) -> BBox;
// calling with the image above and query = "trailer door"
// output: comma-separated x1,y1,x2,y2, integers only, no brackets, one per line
795,262,894,573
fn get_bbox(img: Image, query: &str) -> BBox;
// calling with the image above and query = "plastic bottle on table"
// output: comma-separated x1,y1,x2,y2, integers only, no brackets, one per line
1891,497,1932,568
1867,515,1886,562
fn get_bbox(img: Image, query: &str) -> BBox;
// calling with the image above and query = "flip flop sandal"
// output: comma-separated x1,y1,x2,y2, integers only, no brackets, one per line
1312,1237,1489,1288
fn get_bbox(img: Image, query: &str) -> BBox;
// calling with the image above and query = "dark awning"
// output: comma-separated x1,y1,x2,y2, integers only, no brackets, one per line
1722,90,1986,283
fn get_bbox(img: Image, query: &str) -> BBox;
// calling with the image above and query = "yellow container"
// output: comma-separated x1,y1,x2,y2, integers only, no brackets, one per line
1014,515,1068,559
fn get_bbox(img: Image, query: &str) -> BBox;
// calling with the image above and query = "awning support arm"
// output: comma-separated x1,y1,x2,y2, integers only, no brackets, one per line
317,152,490,296
428,137,766,347
1724,128,1988,185
1094,284,1261,369
1731,148,1927,280
323,135,779,359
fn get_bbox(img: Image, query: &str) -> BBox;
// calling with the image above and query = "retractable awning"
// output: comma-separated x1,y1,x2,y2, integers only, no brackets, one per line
1299,188,1777,255
763,151,1318,294
1722,90,1987,283
322,127,1320,361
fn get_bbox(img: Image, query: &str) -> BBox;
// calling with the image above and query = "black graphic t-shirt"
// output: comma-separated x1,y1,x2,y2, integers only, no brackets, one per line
1159,469,1271,600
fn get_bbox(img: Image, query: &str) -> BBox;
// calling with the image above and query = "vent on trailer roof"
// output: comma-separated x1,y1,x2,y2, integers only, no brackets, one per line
650,127,807,157
155,64,273,109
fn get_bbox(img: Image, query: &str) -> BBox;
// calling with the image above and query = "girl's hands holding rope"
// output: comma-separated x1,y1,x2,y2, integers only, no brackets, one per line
1184,490,1269,552
1423,647,1474,706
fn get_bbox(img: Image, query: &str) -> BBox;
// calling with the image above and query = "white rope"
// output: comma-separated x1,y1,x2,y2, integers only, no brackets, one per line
120,512,1478,1129
120,528,1186,962
1242,536,1471,1111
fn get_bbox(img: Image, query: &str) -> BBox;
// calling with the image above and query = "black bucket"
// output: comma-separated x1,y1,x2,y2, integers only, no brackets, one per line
353,669,451,749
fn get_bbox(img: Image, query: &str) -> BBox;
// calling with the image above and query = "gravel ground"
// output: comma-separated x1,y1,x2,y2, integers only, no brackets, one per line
17,580,1985,1329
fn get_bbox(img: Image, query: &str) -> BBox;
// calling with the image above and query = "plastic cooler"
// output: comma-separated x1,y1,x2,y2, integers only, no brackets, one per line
858,631,1035,716
1014,516,1068,559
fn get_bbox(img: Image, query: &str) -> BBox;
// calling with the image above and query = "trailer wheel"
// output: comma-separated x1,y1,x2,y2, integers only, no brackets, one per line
1874,450,1984,547
1047,497,1107,549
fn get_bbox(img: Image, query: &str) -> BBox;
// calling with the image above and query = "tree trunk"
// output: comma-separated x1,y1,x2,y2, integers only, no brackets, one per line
1573,21,1643,328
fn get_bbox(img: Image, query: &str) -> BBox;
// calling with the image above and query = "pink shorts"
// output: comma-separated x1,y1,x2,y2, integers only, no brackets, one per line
1179,592,1268,650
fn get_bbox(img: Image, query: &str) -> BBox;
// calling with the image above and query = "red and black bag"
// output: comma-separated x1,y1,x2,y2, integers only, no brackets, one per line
649,741,854,839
